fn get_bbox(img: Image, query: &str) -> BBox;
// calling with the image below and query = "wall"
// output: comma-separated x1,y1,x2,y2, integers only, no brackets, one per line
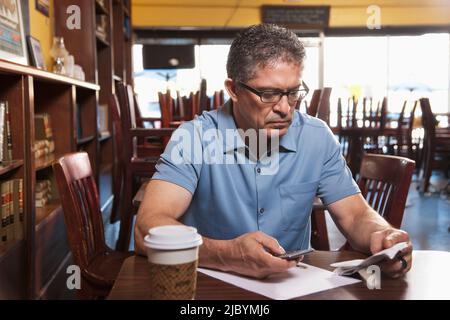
132,0,450,28
28,0,53,70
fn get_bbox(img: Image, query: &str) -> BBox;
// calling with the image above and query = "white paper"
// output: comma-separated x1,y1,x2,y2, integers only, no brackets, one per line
198,263,361,300
331,242,409,275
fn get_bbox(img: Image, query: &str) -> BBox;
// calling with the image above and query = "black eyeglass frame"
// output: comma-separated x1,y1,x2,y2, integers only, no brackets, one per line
237,81,309,104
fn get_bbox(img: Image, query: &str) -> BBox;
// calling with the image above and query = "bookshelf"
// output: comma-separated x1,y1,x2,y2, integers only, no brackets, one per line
0,0,132,299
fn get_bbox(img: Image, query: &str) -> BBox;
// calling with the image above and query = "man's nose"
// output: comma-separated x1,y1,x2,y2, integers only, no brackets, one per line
273,95,291,117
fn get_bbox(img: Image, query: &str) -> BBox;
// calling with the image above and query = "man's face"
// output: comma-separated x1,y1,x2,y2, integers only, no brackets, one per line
229,60,304,138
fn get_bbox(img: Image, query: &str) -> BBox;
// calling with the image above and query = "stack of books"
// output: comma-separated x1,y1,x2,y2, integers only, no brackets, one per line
0,179,24,247
34,114,55,160
35,180,52,208
0,101,13,163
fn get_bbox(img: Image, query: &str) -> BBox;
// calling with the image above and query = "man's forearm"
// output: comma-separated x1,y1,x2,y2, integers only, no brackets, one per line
135,212,183,254
198,237,238,272
348,207,391,253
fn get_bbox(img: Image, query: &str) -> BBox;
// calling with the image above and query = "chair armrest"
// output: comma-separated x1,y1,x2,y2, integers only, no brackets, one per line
139,117,162,122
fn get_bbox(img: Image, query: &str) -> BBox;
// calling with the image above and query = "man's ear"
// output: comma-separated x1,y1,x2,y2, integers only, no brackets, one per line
224,78,238,103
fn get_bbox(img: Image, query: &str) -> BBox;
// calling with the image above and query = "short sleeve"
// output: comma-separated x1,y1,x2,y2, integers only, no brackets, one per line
317,128,360,205
151,121,203,195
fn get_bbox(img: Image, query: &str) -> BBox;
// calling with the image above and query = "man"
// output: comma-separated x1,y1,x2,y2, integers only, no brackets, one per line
135,24,412,279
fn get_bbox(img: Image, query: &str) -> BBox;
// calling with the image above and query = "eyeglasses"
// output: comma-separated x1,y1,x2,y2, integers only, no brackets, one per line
238,81,309,105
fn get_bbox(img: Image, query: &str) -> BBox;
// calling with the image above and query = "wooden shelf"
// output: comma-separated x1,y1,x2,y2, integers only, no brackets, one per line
96,31,110,47
0,60,100,91
99,132,111,143
35,200,62,227
0,159,24,176
77,135,95,146
35,153,57,171
95,0,109,15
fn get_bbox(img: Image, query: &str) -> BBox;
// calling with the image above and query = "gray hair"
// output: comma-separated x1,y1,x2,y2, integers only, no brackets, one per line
226,24,306,83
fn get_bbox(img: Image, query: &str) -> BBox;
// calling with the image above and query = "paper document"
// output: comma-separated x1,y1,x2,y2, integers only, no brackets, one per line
198,263,360,300
330,242,409,276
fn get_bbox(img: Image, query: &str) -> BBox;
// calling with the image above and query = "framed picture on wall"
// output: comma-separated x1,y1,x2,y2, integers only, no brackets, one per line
27,35,45,69
0,0,28,65
35,0,49,17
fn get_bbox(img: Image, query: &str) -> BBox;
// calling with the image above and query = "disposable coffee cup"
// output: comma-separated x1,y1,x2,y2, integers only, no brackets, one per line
144,225,203,300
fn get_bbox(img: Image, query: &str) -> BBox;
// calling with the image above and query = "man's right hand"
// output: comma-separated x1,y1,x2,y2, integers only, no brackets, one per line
218,231,299,279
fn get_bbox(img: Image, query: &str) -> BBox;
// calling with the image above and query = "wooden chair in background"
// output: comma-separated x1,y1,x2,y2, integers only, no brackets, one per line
312,154,415,251
418,98,450,193
212,90,225,109
114,82,175,251
53,152,132,299
316,87,332,124
306,89,321,117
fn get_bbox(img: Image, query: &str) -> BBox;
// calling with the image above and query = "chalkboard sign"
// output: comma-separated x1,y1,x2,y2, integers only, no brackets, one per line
261,5,330,30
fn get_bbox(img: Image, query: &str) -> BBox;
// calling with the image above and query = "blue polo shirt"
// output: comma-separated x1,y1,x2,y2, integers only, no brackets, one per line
152,101,360,251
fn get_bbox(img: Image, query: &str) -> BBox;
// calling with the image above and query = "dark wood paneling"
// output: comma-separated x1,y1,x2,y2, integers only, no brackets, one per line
0,240,26,299
34,207,70,296
38,253,76,300
53,0,97,83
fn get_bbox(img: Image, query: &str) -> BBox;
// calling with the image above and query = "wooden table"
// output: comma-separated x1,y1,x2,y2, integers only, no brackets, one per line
108,250,450,300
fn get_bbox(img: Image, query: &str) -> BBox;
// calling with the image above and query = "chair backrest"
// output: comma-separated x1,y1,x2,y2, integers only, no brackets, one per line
307,89,321,116
317,87,332,124
133,93,144,128
339,96,358,128
396,100,418,145
419,98,438,176
357,154,415,227
419,97,437,140
158,90,173,128
191,90,200,118
176,91,185,119
116,82,136,131
53,152,107,270
212,91,225,109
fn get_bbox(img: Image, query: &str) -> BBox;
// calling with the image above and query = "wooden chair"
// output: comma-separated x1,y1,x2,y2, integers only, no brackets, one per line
316,87,332,124
341,153,415,250
418,98,450,193
306,89,321,117
53,152,132,299
337,96,388,177
387,100,421,164
115,82,175,251
212,90,225,109
312,154,415,251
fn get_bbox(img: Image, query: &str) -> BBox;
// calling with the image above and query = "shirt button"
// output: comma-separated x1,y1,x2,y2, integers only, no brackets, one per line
256,168,261,174
259,208,265,214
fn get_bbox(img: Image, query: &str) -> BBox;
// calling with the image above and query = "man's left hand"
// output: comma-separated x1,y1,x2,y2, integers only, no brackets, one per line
370,228,413,278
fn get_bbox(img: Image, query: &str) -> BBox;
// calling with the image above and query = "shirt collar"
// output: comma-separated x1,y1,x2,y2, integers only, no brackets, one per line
217,100,299,154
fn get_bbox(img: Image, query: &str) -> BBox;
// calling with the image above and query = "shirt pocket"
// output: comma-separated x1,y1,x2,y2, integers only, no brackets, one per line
279,180,320,231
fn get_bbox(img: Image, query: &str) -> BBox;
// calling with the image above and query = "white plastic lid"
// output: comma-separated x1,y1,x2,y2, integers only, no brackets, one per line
144,225,203,250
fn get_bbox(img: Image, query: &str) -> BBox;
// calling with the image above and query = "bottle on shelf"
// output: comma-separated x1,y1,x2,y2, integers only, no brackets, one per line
50,37,69,75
